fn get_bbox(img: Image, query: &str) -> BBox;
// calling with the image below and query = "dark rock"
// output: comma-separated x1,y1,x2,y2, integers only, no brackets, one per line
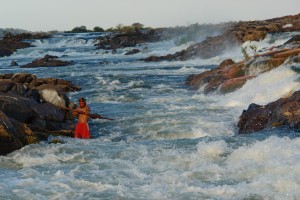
10,61,18,66
186,47,300,94
0,80,14,92
0,92,37,123
284,35,300,45
21,54,72,68
95,30,160,50
238,91,300,134
0,73,81,155
125,49,140,55
0,33,50,58
0,111,24,155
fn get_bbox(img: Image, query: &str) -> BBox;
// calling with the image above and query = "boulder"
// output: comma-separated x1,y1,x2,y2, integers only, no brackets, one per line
0,111,24,155
20,54,72,68
0,73,81,155
238,91,300,134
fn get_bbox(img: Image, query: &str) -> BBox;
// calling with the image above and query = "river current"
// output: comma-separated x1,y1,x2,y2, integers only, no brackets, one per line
1,32,300,199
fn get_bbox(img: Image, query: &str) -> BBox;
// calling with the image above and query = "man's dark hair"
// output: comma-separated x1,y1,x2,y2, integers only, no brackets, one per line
79,97,86,103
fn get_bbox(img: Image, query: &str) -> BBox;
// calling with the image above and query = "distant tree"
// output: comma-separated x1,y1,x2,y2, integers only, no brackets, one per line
116,24,124,32
71,26,88,33
93,26,104,32
4,32,14,38
105,27,114,32
105,23,151,34
132,23,144,32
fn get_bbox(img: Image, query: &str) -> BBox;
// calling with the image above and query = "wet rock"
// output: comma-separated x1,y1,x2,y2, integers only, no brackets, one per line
186,48,300,94
284,35,300,45
238,91,300,134
0,33,50,58
143,13,300,61
0,111,24,155
0,80,14,92
21,54,72,68
10,61,18,66
0,73,81,155
125,49,140,55
95,30,160,50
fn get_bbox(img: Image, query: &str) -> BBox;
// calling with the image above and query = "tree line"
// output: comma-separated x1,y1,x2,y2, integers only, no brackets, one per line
67,23,149,33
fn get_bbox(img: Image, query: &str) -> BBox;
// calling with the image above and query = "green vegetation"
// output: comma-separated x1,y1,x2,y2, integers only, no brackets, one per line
67,25,104,33
106,23,149,33
241,46,250,60
241,44,258,60
69,25,90,33
67,23,148,33
93,26,104,32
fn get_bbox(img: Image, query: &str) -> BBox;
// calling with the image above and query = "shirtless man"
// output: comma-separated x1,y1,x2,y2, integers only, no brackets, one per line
73,97,91,139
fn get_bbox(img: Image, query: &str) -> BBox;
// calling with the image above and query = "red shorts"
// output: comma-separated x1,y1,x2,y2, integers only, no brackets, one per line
74,123,90,139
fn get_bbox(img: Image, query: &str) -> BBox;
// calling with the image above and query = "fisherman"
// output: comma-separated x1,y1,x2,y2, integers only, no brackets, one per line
73,97,91,139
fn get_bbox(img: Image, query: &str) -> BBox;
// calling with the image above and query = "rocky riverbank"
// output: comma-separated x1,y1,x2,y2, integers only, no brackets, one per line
0,33,49,57
0,73,80,155
185,14,300,134
142,13,300,61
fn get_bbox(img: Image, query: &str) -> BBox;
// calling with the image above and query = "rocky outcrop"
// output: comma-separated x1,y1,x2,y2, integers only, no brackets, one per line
238,91,300,134
0,33,49,57
125,49,140,55
142,13,300,61
186,45,300,94
21,54,72,68
95,30,160,50
0,73,81,155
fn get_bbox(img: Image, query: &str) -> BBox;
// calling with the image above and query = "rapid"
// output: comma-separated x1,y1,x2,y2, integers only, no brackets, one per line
1,32,300,199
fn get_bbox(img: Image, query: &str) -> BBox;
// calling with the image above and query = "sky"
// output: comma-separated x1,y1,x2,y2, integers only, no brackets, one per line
1,0,299,32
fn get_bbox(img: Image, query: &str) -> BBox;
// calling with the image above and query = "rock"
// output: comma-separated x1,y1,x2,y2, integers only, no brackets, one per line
0,73,81,155
39,88,68,107
0,93,36,123
0,33,50,58
238,91,300,134
284,35,300,45
0,80,14,92
0,111,24,155
186,47,300,94
20,54,72,68
10,61,18,66
125,49,140,55
143,13,300,61
95,30,160,50
11,73,37,84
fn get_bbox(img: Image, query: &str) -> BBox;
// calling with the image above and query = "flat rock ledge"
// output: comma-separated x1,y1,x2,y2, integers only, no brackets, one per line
20,54,73,68
0,73,81,155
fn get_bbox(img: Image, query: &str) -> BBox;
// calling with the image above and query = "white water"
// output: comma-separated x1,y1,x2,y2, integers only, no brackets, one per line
0,32,300,199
